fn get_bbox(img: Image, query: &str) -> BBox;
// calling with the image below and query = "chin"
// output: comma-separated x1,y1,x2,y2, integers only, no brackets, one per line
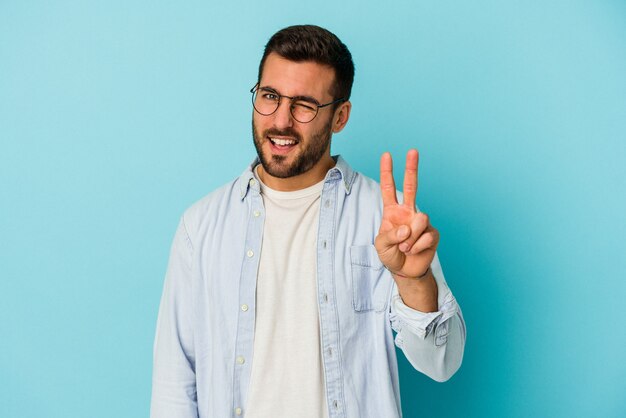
261,156,297,179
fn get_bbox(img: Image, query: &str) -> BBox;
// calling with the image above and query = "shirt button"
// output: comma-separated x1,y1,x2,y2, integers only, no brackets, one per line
235,407,242,415
241,304,249,312
325,200,331,208
246,250,254,258
328,347,333,357
236,356,245,365
323,293,329,303
253,210,261,217
249,179,257,186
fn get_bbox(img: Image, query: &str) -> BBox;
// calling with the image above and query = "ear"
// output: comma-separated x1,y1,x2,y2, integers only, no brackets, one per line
332,100,352,133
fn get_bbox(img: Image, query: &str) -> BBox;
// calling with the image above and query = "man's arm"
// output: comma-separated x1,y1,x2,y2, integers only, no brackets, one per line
151,217,199,418
375,150,466,381
389,253,466,382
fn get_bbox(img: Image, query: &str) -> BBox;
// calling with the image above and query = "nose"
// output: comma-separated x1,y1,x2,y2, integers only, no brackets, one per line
272,99,294,129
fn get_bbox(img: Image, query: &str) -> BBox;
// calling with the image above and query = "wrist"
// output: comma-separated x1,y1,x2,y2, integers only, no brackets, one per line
391,267,432,281
392,268,438,312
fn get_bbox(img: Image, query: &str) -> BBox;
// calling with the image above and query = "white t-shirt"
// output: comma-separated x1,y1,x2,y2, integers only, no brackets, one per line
245,167,329,418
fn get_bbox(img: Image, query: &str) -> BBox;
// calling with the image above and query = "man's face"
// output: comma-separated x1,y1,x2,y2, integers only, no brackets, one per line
252,53,338,179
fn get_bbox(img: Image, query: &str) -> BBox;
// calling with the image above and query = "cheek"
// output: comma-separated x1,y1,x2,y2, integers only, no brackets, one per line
304,119,329,138
253,117,269,138
252,114,263,129
298,127,312,140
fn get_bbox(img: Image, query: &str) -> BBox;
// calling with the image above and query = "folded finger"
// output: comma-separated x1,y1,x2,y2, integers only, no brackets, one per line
399,212,430,252
376,224,410,252
409,228,440,255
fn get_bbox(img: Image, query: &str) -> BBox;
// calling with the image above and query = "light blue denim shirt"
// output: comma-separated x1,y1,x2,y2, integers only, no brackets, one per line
151,156,466,418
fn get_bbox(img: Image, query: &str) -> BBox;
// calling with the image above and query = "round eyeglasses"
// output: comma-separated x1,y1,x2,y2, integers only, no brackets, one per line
251,84,347,123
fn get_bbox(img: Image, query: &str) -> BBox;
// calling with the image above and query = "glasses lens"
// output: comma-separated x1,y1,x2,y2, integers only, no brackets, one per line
291,100,318,123
252,88,279,116
251,86,320,123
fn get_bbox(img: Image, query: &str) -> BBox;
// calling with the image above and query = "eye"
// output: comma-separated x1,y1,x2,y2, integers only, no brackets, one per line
293,100,317,112
261,92,279,101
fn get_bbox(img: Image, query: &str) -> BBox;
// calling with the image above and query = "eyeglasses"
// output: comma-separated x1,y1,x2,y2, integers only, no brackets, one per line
250,83,347,123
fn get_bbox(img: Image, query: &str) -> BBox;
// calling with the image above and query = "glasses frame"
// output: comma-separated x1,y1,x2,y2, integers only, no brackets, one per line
250,83,347,123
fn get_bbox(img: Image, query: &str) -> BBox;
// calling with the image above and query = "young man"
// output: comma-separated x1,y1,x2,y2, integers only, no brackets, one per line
151,25,466,418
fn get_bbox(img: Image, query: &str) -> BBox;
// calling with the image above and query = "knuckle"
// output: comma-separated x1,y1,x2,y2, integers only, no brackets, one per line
424,233,434,246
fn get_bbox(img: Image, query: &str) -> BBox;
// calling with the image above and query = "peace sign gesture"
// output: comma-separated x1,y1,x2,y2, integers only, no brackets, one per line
374,150,440,283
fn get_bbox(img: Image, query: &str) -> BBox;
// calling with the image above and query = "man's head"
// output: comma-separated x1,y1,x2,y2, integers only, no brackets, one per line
252,25,354,190
257,25,355,102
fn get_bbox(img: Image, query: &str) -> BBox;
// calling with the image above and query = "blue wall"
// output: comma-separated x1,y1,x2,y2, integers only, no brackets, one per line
1,1,625,417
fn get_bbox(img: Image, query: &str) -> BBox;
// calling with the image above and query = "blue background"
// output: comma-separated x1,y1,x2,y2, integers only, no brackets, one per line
1,1,625,417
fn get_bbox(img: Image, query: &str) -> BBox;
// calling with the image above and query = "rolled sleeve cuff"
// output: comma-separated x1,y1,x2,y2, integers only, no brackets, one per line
392,291,458,340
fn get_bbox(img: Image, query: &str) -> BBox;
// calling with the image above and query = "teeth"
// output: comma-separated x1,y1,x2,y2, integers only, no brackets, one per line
270,137,296,146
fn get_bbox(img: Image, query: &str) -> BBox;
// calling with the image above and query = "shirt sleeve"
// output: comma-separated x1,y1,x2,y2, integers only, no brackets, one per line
389,252,467,382
151,216,199,418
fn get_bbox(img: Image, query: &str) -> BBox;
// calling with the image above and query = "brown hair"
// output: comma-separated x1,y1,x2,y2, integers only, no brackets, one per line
258,25,355,101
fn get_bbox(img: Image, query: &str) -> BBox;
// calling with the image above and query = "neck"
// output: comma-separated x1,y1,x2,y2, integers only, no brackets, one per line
257,154,336,191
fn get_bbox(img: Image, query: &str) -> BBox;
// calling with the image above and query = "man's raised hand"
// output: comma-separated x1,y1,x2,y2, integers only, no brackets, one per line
374,149,440,280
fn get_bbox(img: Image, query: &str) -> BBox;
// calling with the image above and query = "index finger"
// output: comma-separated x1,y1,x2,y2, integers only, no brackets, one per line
402,149,419,210
380,152,398,206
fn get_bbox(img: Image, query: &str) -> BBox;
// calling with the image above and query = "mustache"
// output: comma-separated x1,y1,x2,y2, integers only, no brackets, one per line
264,127,302,142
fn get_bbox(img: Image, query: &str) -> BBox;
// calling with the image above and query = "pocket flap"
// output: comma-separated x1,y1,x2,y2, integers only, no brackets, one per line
350,245,384,269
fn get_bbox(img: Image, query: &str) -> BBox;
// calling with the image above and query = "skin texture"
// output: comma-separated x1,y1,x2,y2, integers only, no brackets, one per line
252,116,333,180
374,150,439,312
252,52,351,191
253,53,438,312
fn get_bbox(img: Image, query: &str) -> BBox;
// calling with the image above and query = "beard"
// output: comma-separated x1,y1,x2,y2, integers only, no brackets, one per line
252,117,333,179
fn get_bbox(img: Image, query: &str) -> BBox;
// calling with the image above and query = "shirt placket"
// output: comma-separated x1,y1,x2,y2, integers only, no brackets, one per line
317,172,346,418
232,178,264,417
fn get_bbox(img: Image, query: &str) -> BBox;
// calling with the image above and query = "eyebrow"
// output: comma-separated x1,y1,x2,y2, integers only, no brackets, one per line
259,85,320,105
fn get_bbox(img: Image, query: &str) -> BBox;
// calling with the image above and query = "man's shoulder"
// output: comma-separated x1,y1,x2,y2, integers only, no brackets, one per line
352,170,379,188
181,176,246,228
183,159,256,218
333,155,381,197
347,166,405,208
349,169,382,200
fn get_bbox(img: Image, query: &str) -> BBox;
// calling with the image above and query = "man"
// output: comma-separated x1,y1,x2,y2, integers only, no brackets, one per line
151,25,466,418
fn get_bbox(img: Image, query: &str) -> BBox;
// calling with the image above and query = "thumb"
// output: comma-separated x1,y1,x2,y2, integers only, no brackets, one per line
375,225,410,251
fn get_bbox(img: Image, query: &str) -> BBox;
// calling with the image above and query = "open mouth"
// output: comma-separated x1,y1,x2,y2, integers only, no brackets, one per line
268,136,299,153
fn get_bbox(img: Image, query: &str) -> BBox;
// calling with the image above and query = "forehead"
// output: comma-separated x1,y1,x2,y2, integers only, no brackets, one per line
259,52,336,100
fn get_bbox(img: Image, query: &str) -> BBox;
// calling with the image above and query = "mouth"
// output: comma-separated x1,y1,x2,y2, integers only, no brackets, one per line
268,136,299,154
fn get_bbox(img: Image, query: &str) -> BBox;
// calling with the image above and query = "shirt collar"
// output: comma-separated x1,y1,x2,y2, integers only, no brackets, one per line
238,155,356,200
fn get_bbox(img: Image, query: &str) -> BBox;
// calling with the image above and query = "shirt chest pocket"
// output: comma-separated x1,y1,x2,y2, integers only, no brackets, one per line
350,245,393,313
